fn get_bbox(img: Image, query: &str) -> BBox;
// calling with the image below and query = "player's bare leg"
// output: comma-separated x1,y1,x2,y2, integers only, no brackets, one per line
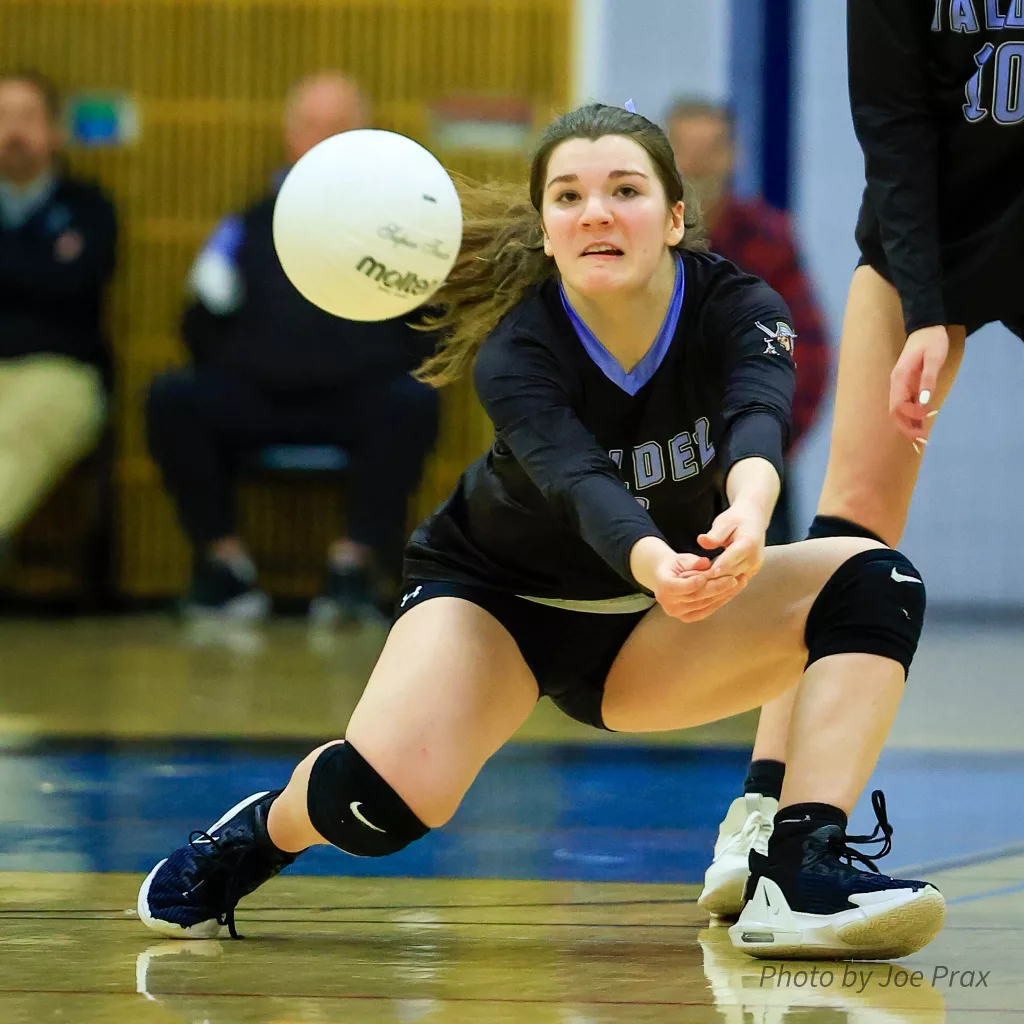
703,267,967,917
603,537,944,958
818,265,965,543
138,599,538,937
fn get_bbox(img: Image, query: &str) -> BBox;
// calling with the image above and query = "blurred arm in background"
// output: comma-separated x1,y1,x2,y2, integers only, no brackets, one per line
180,215,246,361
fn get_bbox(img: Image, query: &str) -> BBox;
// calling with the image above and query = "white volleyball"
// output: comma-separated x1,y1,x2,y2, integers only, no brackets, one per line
273,129,462,321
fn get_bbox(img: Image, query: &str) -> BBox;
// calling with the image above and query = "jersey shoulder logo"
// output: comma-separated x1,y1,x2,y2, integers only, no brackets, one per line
755,320,796,355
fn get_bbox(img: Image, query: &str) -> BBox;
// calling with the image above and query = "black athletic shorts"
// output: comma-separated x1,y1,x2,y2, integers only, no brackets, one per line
857,253,1024,340
393,579,651,730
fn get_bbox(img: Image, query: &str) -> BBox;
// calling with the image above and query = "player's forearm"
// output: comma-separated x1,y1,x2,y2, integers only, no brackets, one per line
565,473,669,591
724,457,780,530
718,410,787,485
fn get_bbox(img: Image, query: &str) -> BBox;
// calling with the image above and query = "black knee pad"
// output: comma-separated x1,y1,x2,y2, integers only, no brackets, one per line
807,514,886,545
804,548,925,678
306,742,429,857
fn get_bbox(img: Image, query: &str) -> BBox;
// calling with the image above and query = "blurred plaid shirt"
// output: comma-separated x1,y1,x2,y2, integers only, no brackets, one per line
710,195,830,452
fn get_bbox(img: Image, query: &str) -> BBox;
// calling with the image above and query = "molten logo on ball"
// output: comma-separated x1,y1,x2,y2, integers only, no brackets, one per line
356,256,438,297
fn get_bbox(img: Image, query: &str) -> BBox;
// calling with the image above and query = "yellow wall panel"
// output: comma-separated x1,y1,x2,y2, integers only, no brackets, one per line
3,0,571,596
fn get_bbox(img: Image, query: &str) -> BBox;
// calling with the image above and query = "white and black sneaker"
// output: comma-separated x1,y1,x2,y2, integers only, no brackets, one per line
729,790,945,960
138,791,298,939
699,793,777,919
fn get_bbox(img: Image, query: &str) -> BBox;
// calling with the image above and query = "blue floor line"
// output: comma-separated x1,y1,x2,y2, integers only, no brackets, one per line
1,744,1021,884
948,882,1024,906
894,841,1024,876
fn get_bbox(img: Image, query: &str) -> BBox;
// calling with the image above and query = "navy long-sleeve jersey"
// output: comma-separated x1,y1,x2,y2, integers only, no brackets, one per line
850,0,1024,334
405,251,795,600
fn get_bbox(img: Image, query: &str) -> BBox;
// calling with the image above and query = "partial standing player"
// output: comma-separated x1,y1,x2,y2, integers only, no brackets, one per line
701,0,1024,918
137,104,944,960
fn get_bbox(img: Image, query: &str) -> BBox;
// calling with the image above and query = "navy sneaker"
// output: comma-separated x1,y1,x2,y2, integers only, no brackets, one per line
184,558,270,621
729,791,945,959
138,791,297,939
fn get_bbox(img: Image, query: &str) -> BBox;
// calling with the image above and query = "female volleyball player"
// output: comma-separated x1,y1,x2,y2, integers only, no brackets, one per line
138,103,944,960
702,0,1024,918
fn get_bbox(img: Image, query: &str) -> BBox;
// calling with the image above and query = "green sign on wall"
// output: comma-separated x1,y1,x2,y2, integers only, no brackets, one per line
65,93,140,147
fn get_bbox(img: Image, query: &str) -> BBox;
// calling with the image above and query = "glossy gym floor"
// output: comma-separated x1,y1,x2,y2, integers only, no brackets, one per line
1,614,1022,1023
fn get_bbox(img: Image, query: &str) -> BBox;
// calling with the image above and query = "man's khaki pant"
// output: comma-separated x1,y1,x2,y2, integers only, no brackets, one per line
0,354,106,536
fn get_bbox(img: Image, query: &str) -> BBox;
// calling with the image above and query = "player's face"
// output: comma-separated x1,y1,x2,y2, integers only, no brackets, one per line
541,135,684,298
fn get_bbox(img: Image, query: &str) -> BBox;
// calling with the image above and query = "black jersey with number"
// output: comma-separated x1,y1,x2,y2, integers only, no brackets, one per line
404,250,795,600
850,0,1024,334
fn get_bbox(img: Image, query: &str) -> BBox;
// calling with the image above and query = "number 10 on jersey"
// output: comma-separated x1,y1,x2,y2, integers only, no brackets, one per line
965,41,1024,123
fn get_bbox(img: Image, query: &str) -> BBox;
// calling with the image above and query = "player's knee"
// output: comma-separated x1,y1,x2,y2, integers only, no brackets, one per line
306,742,430,857
804,548,925,679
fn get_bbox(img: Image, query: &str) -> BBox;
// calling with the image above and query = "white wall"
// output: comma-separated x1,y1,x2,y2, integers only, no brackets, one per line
573,0,730,115
793,0,1024,608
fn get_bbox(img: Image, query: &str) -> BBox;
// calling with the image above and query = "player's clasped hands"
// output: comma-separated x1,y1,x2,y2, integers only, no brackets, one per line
650,552,748,623
640,502,768,624
699,502,767,582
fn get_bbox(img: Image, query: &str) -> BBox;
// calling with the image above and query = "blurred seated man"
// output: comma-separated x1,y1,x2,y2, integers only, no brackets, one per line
666,97,828,543
146,72,439,623
0,71,116,570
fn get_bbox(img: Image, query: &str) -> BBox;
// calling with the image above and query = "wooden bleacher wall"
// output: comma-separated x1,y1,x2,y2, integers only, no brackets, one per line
1,0,571,598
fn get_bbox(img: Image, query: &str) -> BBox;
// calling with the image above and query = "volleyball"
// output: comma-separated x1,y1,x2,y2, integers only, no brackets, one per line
273,129,462,321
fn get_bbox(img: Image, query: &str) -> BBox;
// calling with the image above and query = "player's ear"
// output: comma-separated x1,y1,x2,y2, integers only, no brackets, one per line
666,200,686,247
542,222,554,258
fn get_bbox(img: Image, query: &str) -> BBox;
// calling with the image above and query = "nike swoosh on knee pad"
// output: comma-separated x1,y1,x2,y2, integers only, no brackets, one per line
350,801,387,833
891,568,923,584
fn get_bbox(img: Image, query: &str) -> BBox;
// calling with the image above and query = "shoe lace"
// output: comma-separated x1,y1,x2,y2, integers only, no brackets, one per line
732,809,772,854
827,789,893,873
186,830,250,939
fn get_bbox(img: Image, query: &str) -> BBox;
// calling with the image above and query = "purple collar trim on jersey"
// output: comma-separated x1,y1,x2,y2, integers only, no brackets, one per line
559,253,684,396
